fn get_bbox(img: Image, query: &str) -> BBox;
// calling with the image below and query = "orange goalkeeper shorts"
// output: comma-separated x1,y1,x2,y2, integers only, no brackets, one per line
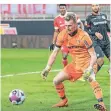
63,62,97,82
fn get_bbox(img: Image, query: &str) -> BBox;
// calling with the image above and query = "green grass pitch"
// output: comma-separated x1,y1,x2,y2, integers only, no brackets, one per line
1,49,110,111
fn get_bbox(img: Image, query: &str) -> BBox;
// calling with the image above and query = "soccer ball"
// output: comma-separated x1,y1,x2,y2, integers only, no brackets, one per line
9,89,25,105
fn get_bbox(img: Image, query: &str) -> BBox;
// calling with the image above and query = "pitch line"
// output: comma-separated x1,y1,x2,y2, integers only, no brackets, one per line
0,69,61,78
1,65,109,78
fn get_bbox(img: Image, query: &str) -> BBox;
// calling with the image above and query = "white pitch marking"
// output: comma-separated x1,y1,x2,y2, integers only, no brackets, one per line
0,69,61,78
1,65,109,78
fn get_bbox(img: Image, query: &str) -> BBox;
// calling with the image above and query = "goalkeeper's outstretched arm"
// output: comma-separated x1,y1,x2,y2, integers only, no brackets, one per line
47,46,60,67
88,47,97,68
41,46,60,79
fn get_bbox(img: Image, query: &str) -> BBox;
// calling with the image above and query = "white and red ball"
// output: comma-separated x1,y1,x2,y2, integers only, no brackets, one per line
9,89,25,105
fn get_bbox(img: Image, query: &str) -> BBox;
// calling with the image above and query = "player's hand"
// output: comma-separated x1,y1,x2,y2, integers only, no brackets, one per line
95,32,103,40
49,43,55,51
83,66,93,80
41,65,51,80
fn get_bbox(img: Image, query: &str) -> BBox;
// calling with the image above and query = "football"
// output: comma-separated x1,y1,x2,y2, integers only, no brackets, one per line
9,89,25,105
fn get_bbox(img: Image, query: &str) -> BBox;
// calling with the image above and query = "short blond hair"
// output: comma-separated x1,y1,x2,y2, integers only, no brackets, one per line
65,12,77,23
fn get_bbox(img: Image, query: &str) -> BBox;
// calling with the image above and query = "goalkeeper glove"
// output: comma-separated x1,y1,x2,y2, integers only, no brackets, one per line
41,65,51,80
49,43,55,51
83,66,93,80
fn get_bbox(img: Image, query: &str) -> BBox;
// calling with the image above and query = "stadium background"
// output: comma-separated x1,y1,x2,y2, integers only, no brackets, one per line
0,4,110,48
1,4,110,111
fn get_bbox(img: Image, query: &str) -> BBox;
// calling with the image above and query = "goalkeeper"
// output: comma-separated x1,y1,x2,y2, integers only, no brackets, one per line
41,13,107,111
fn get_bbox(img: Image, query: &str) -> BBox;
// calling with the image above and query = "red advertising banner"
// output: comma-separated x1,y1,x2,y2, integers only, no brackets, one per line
0,4,57,15
2,27,17,35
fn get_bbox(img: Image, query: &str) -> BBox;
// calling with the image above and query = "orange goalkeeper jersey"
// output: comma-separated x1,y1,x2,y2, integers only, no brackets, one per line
56,28,93,67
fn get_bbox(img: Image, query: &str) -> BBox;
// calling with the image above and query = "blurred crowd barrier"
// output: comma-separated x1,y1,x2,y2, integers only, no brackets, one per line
1,35,52,48
0,4,110,20
0,4,110,48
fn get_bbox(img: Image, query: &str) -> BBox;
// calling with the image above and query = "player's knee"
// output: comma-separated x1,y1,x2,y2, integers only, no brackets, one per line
97,58,104,67
88,77,94,82
53,78,60,85
88,74,96,82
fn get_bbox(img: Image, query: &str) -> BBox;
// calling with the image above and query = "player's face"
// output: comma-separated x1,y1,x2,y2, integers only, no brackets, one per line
65,19,78,35
92,4,100,13
59,6,67,16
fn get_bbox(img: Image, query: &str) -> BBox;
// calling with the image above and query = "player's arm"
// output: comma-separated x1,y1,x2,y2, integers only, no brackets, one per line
49,18,59,51
83,45,97,80
47,46,60,67
83,35,97,80
49,29,59,51
84,36,97,68
41,46,60,79
84,16,96,36
52,29,59,44
41,31,64,79
95,14,109,40
88,46,97,68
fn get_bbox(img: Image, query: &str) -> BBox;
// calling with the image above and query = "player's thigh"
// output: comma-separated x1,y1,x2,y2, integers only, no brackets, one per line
94,45,104,58
53,70,69,84
63,63,83,82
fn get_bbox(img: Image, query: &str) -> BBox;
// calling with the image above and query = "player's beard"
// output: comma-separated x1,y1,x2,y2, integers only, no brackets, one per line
93,9,99,14
61,11,66,16
94,10,99,14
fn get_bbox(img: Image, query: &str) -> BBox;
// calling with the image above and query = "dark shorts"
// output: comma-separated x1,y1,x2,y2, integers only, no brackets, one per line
101,42,110,59
93,41,110,59
94,45,104,58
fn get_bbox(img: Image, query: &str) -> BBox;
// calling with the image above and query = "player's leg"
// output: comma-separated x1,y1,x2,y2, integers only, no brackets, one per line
94,44,104,73
52,70,69,107
52,63,82,107
87,67,107,110
61,46,69,67
102,42,111,74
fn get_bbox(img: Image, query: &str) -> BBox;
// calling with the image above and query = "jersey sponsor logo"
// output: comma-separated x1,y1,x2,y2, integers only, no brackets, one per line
68,45,85,49
93,21,107,25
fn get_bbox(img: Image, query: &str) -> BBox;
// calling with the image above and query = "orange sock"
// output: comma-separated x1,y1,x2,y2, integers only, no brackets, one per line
62,59,68,67
55,83,66,99
90,81,104,103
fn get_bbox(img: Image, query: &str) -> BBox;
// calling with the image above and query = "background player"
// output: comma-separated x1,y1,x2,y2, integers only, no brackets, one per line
41,13,107,111
49,4,84,67
85,4,110,73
